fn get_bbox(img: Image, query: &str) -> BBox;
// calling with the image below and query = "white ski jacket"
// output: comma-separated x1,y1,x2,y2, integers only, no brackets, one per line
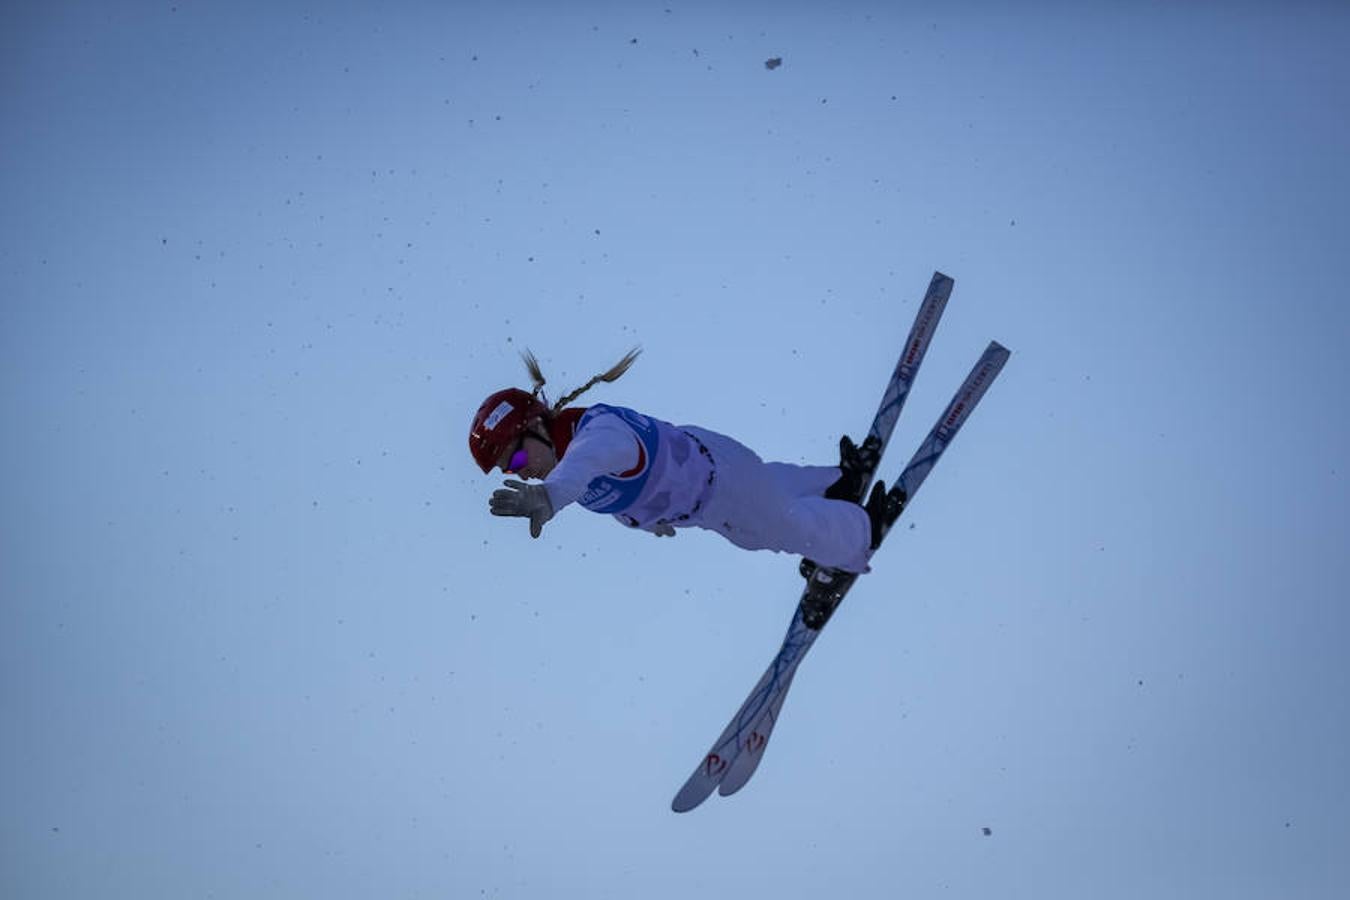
542,404,871,572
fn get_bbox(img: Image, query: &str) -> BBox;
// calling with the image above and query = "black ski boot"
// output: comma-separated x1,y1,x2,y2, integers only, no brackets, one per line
800,485,886,625
801,466,893,582
864,480,889,549
864,479,909,549
825,435,881,503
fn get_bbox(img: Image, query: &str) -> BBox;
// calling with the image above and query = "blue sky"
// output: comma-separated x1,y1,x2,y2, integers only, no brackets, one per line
4,2,1349,898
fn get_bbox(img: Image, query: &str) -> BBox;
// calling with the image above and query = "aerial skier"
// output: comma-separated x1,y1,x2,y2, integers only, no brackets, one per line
467,273,1008,811
468,349,889,574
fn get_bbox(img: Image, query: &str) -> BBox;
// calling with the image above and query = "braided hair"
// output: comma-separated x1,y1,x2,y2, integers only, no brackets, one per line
520,347,641,414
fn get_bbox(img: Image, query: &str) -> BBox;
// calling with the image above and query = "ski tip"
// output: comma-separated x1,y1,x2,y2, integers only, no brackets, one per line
671,775,719,813
671,791,708,814
717,781,743,799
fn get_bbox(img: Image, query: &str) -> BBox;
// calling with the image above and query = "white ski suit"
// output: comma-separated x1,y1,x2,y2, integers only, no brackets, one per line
542,404,872,573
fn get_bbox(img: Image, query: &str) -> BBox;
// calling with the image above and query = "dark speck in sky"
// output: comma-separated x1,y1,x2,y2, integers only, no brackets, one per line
765,57,782,70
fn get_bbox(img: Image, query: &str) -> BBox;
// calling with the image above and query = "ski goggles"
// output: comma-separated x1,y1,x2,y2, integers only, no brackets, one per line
505,446,530,474
503,428,554,475
503,432,534,474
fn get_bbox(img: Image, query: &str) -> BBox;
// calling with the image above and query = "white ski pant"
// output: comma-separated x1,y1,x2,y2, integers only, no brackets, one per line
680,427,872,573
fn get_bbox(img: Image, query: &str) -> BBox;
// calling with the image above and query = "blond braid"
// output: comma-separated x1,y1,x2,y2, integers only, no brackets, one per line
520,349,549,404
553,347,641,412
519,347,641,414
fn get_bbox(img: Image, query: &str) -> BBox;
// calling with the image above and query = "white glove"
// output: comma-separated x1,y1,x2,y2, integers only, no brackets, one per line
650,523,676,538
489,479,555,538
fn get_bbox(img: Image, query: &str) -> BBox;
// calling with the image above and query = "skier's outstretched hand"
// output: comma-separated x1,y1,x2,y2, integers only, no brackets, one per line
489,479,555,538
650,523,676,538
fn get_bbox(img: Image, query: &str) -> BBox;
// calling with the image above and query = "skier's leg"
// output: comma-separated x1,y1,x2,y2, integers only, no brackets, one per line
765,459,875,571
779,494,872,572
762,461,839,496
681,429,871,572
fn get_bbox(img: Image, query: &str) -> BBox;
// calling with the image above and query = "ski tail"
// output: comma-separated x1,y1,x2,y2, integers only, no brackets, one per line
849,272,952,499
865,271,952,453
879,341,1010,537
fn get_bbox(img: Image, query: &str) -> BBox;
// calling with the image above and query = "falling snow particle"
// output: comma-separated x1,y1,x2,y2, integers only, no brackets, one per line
765,57,782,70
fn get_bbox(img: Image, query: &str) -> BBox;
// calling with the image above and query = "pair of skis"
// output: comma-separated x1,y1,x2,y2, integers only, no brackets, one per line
671,272,1010,813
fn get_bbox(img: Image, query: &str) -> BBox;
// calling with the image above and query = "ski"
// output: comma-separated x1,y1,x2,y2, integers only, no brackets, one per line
880,341,1011,539
799,271,951,575
671,607,821,812
849,270,954,498
801,340,1012,630
670,272,952,814
671,337,1010,813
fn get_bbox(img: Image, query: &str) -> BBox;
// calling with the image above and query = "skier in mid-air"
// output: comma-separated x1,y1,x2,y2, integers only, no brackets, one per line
467,274,1008,812
469,349,888,573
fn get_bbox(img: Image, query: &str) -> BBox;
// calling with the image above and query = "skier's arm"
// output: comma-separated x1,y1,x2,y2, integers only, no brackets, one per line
541,415,640,511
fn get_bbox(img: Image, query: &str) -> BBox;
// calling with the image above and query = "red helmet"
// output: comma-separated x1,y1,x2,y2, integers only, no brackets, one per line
468,388,549,473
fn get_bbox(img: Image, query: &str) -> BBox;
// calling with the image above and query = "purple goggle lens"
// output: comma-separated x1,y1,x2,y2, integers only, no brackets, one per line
506,448,529,473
